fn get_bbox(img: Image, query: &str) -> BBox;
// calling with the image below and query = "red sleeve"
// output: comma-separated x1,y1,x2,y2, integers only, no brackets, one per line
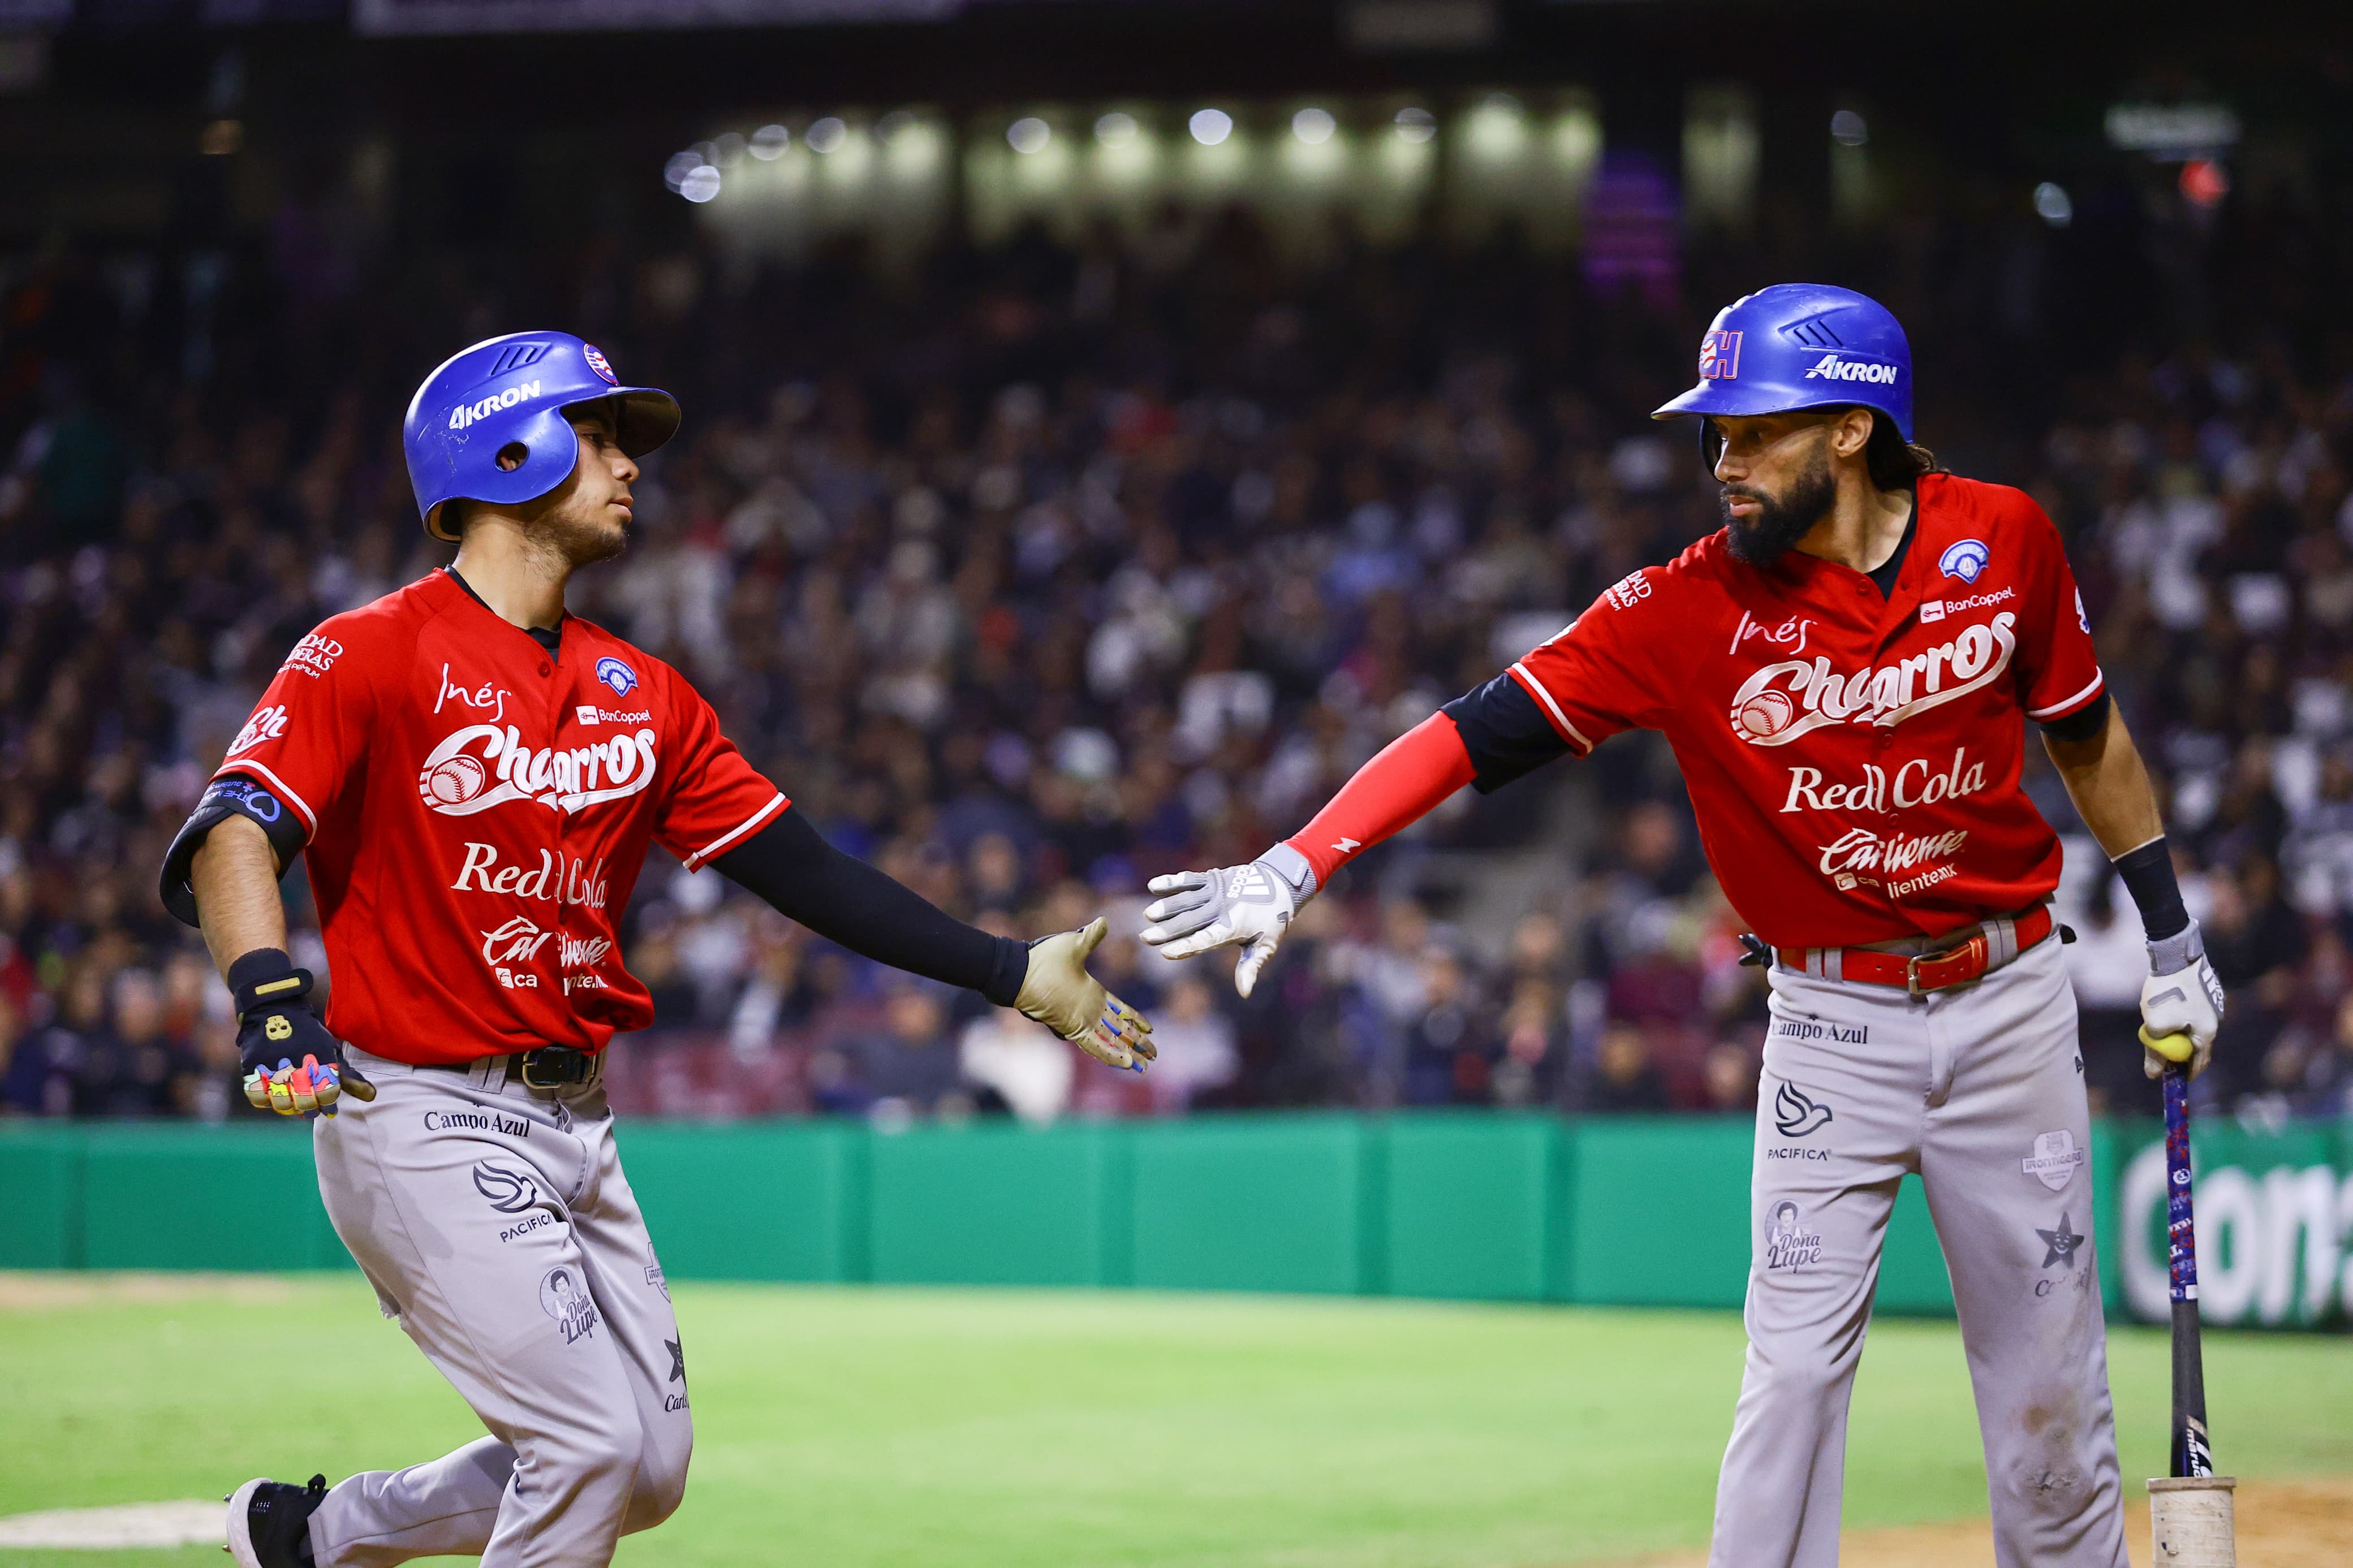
1282,713,1477,885
211,619,377,841
1508,568,1674,754
2010,496,2106,723
652,672,788,871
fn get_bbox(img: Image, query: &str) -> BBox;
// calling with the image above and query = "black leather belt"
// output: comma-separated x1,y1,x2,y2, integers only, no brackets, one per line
423,1046,600,1089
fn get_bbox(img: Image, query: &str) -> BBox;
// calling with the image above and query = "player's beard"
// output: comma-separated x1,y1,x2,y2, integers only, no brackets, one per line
1721,452,1834,567
538,504,631,569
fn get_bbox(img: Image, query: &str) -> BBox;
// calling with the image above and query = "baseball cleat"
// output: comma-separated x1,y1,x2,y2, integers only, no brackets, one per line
225,1474,328,1568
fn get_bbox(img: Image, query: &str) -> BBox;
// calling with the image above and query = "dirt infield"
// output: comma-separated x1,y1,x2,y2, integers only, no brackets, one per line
0,1270,295,1310
1608,1476,2353,1567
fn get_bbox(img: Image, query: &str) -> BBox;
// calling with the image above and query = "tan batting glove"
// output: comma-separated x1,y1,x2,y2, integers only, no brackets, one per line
1015,917,1156,1072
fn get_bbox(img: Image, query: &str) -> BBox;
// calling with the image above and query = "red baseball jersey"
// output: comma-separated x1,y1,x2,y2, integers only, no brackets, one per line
1510,473,2104,948
214,569,785,1063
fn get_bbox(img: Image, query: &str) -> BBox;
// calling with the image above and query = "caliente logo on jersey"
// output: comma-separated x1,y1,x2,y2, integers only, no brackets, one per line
1729,611,2017,746
419,722,659,817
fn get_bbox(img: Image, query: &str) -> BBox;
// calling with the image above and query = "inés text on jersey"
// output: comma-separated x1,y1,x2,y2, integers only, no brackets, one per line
1779,747,1991,815
1730,611,2017,746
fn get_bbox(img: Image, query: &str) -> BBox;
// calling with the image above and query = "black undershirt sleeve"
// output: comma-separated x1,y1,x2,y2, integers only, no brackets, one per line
2037,688,2111,745
712,806,1031,1006
1442,673,1575,794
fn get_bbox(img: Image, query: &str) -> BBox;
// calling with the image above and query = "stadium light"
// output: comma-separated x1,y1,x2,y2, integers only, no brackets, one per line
1830,110,1869,147
749,124,789,161
1464,95,1523,159
679,165,721,203
2105,103,2240,158
663,149,704,192
2032,182,2072,227
1394,107,1436,145
712,132,747,170
886,118,943,177
807,117,847,154
1292,107,1335,145
1190,109,1233,146
1008,117,1051,155
875,111,913,144
1096,111,1138,146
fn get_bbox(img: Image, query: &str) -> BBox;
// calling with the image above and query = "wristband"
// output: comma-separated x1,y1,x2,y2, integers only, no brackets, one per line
226,948,314,1018
2111,836,2189,941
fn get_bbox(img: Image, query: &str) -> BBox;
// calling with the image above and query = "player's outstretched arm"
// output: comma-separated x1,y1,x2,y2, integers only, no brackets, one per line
183,816,376,1116
1142,712,1477,996
2043,699,2225,1078
712,809,1152,1070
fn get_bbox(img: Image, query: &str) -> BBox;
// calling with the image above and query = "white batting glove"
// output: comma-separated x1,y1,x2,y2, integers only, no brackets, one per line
1015,917,1156,1072
1140,844,1317,999
2140,917,2226,1080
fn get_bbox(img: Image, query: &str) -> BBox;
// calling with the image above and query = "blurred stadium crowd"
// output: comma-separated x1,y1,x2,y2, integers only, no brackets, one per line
1,169,2347,1128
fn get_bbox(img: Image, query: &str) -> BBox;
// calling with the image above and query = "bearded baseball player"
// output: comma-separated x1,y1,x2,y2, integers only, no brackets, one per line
159,332,1153,1568
1143,283,2225,1566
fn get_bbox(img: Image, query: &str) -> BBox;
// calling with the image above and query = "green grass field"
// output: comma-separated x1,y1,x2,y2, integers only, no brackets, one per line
2,1276,2348,1568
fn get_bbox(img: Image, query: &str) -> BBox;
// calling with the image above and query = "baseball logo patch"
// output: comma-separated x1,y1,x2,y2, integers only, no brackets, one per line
1937,538,1991,584
582,343,619,385
424,751,489,808
594,656,639,697
1734,688,1796,741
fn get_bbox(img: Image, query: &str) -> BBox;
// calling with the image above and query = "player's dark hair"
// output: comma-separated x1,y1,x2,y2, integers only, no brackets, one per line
1862,411,1938,491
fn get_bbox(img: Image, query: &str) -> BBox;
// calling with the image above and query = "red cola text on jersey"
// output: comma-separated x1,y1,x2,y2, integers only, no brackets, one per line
1507,473,2105,948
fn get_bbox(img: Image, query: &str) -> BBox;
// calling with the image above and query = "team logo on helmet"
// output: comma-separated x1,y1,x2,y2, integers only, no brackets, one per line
1938,538,1991,584
583,344,619,385
594,656,638,697
1698,329,1743,381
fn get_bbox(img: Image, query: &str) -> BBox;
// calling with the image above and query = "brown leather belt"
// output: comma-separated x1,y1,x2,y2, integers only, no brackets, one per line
1777,904,2054,996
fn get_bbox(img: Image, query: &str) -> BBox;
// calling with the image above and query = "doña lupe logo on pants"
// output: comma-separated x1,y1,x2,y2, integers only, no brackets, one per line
540,1265,600,1344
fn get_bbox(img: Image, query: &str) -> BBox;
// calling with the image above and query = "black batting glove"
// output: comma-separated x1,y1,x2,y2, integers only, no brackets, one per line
229,949,374,1117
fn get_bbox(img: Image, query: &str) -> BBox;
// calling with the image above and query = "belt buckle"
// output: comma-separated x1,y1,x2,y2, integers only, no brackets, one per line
1904,952,1927,997
519,1051,565,1091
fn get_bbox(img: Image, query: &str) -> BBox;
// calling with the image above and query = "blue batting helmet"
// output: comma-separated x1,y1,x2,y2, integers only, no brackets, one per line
1650,283,1914,443
403,332,680,542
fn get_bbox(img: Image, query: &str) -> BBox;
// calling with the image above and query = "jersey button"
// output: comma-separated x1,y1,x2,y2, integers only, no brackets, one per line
539,662,553,677
1876,731,1894,750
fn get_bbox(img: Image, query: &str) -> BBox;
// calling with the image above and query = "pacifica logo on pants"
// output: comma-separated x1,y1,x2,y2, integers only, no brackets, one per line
1730,611,2016,746
419,724,658,816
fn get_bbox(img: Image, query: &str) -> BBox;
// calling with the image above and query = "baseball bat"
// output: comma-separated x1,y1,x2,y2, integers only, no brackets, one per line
2160,1063,2214,1480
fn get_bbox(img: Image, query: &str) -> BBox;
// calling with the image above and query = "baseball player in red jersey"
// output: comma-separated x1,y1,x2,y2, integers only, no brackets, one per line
1143,285,2226,1566
160,332,1153,1568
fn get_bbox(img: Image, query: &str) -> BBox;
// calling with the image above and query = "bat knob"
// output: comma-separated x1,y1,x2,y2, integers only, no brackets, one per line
2139,1025,2196,1065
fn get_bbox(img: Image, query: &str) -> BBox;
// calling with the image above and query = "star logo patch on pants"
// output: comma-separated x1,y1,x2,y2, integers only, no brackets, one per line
2036,1213,2084,1270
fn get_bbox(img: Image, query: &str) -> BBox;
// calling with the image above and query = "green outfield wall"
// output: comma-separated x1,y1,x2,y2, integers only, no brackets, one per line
4,1113,2349,1328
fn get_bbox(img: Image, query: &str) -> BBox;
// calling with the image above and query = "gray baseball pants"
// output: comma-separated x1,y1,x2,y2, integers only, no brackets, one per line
1709,929,2129,1568
302,1044,689,1568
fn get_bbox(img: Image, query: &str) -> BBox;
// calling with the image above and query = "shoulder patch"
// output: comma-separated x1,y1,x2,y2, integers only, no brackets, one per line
1603,571,1653,611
